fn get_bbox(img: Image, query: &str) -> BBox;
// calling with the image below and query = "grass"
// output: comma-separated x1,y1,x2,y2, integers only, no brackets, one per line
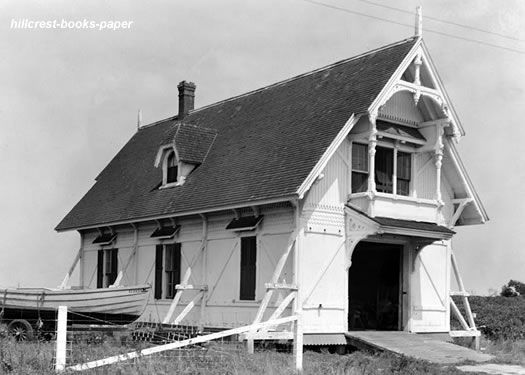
482,338,525,366
0,336,478,375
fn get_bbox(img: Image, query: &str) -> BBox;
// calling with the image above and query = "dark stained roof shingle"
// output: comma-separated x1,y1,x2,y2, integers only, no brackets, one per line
374,217,455,235
173,124,217,164
56,37,418,231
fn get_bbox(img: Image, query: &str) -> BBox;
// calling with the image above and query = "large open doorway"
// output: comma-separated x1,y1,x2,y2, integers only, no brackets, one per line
348,241,403,331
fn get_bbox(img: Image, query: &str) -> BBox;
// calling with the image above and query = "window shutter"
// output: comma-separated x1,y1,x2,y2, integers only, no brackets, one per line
154,245,163,299
240,237,257,300
109,249,118,286
174,243,181,286
96,250,104,288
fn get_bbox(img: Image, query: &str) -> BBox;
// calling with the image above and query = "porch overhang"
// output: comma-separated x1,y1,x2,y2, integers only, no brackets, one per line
345,204,455,240
374,217,454,240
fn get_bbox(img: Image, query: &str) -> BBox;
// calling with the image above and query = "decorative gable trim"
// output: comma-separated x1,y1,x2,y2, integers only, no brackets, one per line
369,38,465,141
444,138,488,225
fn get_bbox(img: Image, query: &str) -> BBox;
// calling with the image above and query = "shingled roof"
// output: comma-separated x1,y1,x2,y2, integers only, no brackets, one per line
56,37,418,231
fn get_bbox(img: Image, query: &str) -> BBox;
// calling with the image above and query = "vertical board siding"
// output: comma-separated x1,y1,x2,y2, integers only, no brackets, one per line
78,205,295,326
410,241,449,332
440,174,455,225
379,91,424,124
305,140,350,209
299,141,350,333
415,153,436,200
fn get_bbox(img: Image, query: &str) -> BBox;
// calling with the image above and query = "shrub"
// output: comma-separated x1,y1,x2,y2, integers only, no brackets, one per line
506,280,525,296
501,285,520,297
454,296,525,341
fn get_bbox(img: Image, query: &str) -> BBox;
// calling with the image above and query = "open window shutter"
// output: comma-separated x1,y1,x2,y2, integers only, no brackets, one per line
154,245,163,299
240,237,257,300
96,250,104,288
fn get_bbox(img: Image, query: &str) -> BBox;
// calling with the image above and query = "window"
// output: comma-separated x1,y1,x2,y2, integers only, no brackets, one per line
240,237,257,301
375,147,393,193
351,143,368,193
154,243,181,299
396,151,411,196
166,152,178,184
351,143,412,196
97,249,118,288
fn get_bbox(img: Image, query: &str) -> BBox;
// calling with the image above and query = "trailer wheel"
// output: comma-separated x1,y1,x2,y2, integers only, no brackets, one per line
7,320,33,341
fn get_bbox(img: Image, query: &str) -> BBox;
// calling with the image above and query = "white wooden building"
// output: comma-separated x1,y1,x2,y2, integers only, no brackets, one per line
56,34,488,345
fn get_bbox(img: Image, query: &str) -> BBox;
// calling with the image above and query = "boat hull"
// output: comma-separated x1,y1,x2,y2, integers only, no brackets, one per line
0,285,151,328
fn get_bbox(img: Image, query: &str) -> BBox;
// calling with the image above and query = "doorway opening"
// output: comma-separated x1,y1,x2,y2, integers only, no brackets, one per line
348,241,403,331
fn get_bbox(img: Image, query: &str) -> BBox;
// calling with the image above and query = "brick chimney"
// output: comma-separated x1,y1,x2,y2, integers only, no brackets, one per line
177,81,196,119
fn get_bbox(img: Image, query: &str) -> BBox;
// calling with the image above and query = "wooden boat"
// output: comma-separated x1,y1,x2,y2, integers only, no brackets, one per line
0,285,151,339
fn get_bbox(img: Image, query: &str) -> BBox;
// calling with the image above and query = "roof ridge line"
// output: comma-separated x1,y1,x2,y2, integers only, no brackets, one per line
189,37,418,115
138,115,177,130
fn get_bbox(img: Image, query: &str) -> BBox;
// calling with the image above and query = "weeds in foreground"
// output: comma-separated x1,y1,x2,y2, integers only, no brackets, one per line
0,336,476,375
483,339,525,366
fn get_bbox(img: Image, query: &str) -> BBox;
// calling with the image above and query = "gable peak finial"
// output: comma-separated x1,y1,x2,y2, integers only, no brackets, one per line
137,109,142,129
415,5,423,37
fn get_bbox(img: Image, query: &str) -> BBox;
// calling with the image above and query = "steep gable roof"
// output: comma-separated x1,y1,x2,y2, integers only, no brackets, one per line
56,37,418,231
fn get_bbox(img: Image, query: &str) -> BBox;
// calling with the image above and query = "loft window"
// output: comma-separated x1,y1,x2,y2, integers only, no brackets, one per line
351,143,368,193
239,236,257,301
375,147,393,193
351,143,411,196
396,151,411,196
97,249,118,288
166,152,178,184
154,243,181,299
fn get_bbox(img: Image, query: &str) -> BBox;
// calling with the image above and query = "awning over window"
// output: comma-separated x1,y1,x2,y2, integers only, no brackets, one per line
376,120,426,145
225,215,264,231
92,233,117,245
150,225,181,239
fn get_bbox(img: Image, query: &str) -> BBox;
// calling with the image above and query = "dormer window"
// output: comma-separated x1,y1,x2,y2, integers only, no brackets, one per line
166,152,178,184
154,124,217,189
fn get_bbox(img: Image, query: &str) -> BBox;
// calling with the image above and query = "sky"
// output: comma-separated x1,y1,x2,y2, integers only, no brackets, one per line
0,0,524,294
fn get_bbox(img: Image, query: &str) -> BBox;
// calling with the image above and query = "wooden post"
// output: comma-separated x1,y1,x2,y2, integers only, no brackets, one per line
367,113,377,194
293,312,303,373
247,230,297,353
199,214,208,332
163,268,191,324
59,249,82,289
55,306,68,372
78,233,85,288
415,5,423,37
293,201,303,373
393,145,398,195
